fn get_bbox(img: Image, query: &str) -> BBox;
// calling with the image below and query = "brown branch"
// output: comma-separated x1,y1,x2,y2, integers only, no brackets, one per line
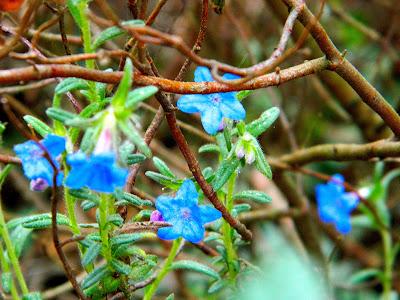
0,57,329,93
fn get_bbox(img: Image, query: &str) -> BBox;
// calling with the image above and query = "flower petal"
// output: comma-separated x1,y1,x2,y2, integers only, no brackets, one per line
335,215,352,234
222,73,241,81
156,196,181,221
219,95,246,120
342,192,360,212
182,219,205,243
177,94,212,114
199,205,221,224
157,223,183,240
200,106,223,135
194,66,214,82
176,180,198,206
42,134,66,158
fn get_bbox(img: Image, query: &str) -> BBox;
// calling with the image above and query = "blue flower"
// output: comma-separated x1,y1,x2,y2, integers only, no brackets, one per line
177,66,246,135
315,174,360,234
155,179,222,243
14,134,66,189
65,152,128,193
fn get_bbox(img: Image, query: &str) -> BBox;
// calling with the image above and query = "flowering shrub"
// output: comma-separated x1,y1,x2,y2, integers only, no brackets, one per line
0,1,399,300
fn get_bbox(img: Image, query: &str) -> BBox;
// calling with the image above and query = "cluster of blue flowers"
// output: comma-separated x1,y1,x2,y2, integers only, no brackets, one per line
14,134,128,193
315,174,360,234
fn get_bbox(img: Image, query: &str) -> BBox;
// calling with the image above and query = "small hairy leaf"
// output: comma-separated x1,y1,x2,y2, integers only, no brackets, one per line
82,242,102,267
126,86,158,108
110,258,132,275
23,116,52,137
153,157,175,178
212,157,240,191
170,260,220,280
46,108,77,123
82,265,110,290
55,77,88,94
233,190,272,204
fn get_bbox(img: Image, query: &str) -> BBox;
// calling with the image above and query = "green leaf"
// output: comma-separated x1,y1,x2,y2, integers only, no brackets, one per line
126,153,147,165
1,272,12,294
81,200,98,211
114,190,154,207
69,188,100,203
125,86,158,108
233,203,251,215
10,225,32,257
145,171,182,190
153,157,175,178
245,107,280,137
349,268,381,284
67,0,87,28
253,143,272,179
208,279,228,294
107,214,124,227
112,59,133,111
236,90,252,100
55,78,88,95
233,190,272,204
110,258,131,275
93,20,145,49
165,294,175,300
103,277,121,293
23,116,52,137
21,213,70,229
199,144,220,154
110,232,156,249
46,108,77,123
212,157,240,191
82,242,102,267
22,292,42,300
82,265,110,290
170,260,220,280
80,127,98,153
0,164,12,186
118,121,152,157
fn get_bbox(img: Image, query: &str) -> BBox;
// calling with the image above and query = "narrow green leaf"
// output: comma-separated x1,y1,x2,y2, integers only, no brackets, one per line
22,292,42,300
165,294,175,300
69,188,100,203
208,279,228,294
254,144,272,179
233,190,272,204
1,272,12,294
21,213,70,229
233,203,252,215
118,122,152,157
199,144,220,154
82,265,110,290
110,232,156,248
349,269,381,284
82,242,102,267
46,108,77,123
110,258,131,275
153,157,175,178
125,86,158,108
107,214,124,227
0,164,12,186
93,20,145,49
23,116,52,137
212,157,240,191
114,190,154,207
170,260,220,280
10,225,32,257
145,171,182,189
112,59,133,110
126,153,147,165
55,78,88,95
236,90,252,100
245,107,280,137
81,200,98,211
67,0,86,29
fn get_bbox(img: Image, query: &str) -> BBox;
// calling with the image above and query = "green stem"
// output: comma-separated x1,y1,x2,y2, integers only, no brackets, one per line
78,1,98,102
144,238,182,300
0,243,19,299
65,189,80,236
381,229,393,300
223,172,238,281
0,197,29,295
99,193,112,263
